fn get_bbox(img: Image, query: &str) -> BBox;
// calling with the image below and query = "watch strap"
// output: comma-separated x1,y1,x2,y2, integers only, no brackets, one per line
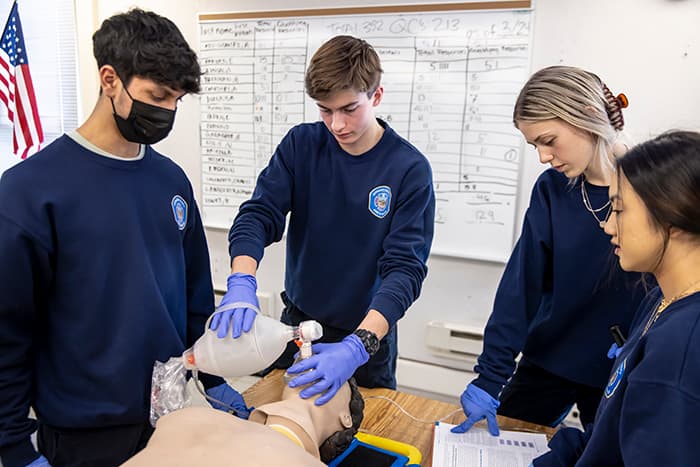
353,329,380,357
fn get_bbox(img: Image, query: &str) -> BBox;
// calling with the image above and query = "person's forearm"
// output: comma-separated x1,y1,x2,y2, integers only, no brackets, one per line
357,309,389,340
231,255,258,276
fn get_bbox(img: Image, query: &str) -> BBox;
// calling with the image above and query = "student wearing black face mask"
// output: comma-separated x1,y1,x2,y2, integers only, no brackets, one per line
0,9,244,467
110,83,178,145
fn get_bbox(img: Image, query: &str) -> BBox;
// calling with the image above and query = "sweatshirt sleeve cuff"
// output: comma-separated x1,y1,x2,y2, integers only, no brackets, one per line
368,294,405,328
472,374,505,400
1,437,39,467
229,240,264,264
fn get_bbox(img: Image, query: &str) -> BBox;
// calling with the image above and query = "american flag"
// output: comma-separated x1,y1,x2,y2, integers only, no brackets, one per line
0,1,43,159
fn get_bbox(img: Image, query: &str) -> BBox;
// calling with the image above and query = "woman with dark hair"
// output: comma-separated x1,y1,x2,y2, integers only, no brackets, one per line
533,130,700,466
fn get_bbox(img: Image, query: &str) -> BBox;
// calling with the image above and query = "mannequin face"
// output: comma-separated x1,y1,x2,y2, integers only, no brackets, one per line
249,381,354,459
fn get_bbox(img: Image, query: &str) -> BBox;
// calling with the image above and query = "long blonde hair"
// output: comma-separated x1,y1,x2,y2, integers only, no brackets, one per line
513,66,627,180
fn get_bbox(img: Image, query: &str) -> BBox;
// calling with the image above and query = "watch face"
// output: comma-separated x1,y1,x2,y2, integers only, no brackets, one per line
355,329,380,356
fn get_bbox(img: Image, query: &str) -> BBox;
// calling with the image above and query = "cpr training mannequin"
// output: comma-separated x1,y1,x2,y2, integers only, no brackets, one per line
123,379,364,466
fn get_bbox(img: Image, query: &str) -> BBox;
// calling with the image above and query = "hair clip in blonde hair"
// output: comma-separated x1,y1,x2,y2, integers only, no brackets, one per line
616,93,629,109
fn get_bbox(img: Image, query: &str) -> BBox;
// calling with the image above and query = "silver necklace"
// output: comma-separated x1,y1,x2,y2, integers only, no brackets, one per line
580,177,611,228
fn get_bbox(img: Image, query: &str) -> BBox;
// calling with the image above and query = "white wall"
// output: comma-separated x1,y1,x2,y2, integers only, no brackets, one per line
74,0,700,387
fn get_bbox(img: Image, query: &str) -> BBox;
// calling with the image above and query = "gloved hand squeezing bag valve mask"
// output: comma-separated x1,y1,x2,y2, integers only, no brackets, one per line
150,311,322,425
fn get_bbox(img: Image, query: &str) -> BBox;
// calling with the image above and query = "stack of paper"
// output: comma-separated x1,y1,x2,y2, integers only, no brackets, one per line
432,422,549,467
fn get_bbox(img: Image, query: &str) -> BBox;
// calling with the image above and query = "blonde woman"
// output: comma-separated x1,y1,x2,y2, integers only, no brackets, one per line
534,130,700,466
454,66,647,435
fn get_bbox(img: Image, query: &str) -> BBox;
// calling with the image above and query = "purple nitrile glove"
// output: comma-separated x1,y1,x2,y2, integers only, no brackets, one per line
607,342,623,359
451,383,500,436
286,334,369,406
205,383,252,419
209,273,260,339
26,455,52,467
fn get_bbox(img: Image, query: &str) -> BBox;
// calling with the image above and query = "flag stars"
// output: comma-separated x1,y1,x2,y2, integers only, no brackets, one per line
0,3,44,158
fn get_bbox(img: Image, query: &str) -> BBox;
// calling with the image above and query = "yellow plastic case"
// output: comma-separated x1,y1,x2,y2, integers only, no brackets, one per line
355,432,422,466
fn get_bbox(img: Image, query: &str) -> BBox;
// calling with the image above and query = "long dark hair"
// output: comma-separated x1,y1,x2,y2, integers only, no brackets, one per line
617,130,700,235
616,130,700,269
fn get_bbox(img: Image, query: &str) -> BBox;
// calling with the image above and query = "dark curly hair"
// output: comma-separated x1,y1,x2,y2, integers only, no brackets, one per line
318,377,365,462
92,8,200,93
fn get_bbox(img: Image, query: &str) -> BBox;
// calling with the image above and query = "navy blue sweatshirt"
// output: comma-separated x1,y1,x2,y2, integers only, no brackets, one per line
0,135,216,467
535,288,700,466
474,169,646,398
229,120,435,330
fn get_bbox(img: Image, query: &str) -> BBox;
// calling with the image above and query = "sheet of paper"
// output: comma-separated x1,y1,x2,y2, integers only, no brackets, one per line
432,421,549,467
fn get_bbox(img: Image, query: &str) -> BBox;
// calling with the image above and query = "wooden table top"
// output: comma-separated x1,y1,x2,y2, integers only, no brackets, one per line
243,370,555,466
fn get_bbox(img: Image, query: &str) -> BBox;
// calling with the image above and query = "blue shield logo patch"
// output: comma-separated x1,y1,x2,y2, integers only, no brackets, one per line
171,195,188,230
604,357,626,399
368,185,391,219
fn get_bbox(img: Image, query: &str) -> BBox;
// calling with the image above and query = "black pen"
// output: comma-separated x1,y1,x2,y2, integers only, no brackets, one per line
609,324,626,346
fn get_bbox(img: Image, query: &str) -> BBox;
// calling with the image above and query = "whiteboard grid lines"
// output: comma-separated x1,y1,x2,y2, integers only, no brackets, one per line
199,9,533,261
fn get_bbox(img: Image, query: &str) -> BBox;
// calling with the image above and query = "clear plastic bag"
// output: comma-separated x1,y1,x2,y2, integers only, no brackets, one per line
150,357,190,427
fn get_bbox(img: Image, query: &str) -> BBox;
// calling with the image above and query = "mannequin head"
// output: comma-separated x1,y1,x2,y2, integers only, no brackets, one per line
122,407,325,467
122,379,364,466
249,378,364,462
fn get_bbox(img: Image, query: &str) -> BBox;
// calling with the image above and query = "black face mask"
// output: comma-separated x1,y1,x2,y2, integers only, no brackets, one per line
111,86,176,145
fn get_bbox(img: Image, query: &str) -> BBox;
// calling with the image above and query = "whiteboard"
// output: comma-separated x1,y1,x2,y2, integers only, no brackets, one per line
198,5,532,262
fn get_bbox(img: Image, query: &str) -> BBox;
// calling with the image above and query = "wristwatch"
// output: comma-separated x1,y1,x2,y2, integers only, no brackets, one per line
353,329,380,356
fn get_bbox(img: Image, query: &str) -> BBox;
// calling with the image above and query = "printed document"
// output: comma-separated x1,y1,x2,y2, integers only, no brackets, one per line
432,421,549,467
